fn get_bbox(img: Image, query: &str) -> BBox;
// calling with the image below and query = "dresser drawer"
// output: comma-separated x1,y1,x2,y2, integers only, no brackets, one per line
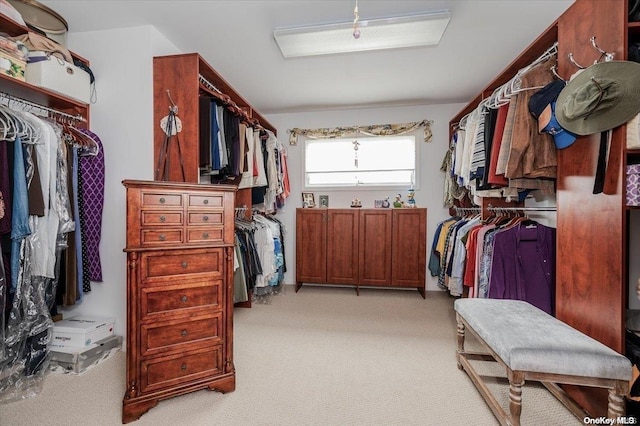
142,249,223,281
142,211,183,226
141,313,222,356
140,346,223,394
188,211,223,225
188,194,224,208
141,229,183,246
140,280,222,320
142,192,183,208
186,227,224,244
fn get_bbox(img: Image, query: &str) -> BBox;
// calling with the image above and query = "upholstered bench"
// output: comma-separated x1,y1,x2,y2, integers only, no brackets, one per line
454,298,631,426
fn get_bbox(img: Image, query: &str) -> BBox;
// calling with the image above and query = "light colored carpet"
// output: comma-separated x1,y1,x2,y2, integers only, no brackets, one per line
0,286,582,426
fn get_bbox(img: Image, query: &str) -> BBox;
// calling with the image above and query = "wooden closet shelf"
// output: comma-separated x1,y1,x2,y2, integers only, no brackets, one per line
0,16,90,65
0,73,88,115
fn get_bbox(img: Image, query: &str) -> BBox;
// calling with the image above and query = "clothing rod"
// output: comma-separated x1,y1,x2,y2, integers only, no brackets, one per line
198,75,222,94
198,76,268,133
487,206,557,212
0,91,86,123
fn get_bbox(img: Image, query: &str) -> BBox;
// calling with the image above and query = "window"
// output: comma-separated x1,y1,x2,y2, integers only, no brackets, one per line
304,135,416,189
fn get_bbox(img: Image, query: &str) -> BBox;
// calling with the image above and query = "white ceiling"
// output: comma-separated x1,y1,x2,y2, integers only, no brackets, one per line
40,0,574,114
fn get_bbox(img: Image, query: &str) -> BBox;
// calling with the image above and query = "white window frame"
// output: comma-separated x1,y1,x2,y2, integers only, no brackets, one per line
302,133,419,191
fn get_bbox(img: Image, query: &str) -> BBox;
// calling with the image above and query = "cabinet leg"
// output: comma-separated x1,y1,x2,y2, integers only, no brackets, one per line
122,398,159,424
417,287,426,299
295,282,303,292
355,286,360,296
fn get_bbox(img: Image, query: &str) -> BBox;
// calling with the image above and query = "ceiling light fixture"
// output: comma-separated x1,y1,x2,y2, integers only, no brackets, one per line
273,9,451,59
353,0,360,39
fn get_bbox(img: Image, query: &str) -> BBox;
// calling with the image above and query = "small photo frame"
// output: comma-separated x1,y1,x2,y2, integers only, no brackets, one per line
374,199,383,208
302,192,315,208
319,195,329,208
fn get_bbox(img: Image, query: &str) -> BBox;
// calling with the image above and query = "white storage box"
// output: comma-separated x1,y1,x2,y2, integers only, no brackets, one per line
25,54,90,104
52,316,115,347
49,335,122,375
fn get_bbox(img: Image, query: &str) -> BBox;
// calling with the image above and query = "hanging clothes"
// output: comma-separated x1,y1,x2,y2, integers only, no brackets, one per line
77,128,105,282
0,102,105,402
488,220,556,315
233,213,286,302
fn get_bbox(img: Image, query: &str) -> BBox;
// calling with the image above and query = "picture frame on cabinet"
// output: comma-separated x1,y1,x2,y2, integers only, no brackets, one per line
319,195,329,208
302,192,315,208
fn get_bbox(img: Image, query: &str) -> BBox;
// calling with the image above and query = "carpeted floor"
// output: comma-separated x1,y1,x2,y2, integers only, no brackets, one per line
0,286,582,425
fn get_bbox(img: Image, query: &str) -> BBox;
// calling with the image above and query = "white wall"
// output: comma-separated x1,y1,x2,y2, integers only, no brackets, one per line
266,104,464,292
58,26,181,339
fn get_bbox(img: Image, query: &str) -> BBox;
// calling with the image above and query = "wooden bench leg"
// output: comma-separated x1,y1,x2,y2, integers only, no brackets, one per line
608,381,627,419
456,314,465,370
508,370,525,426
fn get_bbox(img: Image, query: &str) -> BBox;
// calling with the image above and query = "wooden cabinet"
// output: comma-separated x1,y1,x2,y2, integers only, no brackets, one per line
295,209,327,283
326,209,360,285
392,209,427,293
448,0,630,416
153,53,278,308
359,209,392,286
295,208,427,297
122,180,236,423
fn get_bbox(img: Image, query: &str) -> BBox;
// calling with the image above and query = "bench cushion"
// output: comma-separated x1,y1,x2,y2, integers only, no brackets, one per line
454,298,631,381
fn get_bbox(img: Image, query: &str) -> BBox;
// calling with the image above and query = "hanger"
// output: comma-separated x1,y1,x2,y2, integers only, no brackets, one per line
0,106,17,140
68,126,99,156
498,43,558,97
517,43,558,78
0,106,41,143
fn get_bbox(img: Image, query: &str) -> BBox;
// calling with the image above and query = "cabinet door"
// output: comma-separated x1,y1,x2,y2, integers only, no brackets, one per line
391,209,426,288
296,209,327,283
326,210,359,285
359,209,392,286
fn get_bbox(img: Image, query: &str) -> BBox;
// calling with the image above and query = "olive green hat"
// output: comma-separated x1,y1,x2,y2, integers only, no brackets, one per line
556,61,640,135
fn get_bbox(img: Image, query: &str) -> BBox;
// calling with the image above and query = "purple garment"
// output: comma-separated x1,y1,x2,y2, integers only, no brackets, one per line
77,128,105,282
488,222,556,315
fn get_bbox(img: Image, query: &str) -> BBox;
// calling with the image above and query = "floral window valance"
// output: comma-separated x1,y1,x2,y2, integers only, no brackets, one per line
287,119,433,145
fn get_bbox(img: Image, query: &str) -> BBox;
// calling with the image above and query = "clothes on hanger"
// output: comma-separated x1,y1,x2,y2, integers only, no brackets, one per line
430,211,556,315
443,46,560,208
0,101,105,402
233,212,286,303
200,98,290,212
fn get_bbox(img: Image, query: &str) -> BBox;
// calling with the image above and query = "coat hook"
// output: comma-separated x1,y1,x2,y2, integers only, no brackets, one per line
568,53,586,69
550,64,564,81
590,36,615,63
166,90,178,114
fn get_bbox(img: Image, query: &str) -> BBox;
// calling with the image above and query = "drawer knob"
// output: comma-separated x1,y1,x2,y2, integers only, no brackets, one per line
159,197,166,204
181,363,187,372
160,215,166,222
181,261,188,269
203,215,209,221
203,199,209,205
159,234,166,241
203,233,209,239
181,295,188,303
181,329,188,337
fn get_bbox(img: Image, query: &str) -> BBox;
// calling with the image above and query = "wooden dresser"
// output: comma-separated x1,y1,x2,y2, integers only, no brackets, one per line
122,180,236,423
